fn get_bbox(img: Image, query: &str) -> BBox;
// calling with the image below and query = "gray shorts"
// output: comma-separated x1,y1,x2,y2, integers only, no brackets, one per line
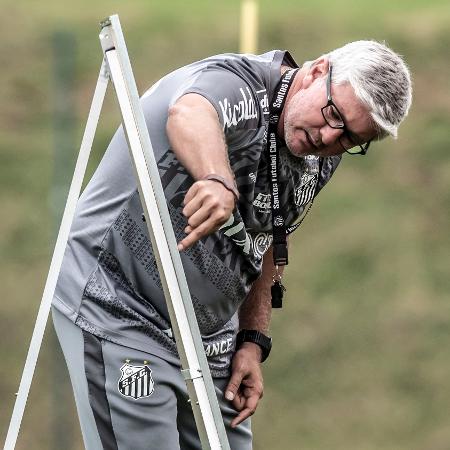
52,308,252,450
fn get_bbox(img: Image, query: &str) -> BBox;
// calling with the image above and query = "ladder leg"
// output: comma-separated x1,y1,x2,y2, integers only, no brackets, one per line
4,60,109,450
101,15,230,449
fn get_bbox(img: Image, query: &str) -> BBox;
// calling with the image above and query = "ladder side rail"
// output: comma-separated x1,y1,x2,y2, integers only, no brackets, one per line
104,47,226,450
4,61,109,450
101,15,230,450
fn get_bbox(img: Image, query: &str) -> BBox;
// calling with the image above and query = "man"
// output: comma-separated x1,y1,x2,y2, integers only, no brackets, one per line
52,40,412,449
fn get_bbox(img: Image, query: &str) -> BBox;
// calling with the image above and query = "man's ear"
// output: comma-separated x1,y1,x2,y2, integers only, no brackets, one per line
302,57,330,89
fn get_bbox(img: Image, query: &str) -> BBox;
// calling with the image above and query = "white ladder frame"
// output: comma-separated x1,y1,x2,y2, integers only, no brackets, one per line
4,14,230,450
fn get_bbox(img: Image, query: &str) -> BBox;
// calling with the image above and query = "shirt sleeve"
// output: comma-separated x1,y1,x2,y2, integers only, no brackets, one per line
175,65,262,134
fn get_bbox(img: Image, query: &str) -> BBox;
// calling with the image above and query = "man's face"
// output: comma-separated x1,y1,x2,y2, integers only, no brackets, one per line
283,68,376,158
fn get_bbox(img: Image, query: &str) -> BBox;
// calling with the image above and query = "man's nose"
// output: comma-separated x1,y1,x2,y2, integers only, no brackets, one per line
320,125,344,146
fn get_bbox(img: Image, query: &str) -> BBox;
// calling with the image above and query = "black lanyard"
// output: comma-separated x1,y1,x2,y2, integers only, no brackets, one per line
267,68,299,267
266,68,324,308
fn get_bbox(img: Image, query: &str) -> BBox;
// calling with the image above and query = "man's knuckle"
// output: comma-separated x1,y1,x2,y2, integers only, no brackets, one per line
210,198,220,208
217,210,228,221
213,214,225,226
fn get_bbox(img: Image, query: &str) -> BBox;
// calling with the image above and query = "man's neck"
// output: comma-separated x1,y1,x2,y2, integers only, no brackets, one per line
277,65,306,137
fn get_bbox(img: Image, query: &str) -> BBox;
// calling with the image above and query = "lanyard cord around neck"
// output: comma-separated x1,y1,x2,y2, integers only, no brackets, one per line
267,68,299,267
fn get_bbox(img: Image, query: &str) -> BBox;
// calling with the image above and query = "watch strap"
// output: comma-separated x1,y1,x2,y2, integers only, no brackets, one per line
236,329,272,363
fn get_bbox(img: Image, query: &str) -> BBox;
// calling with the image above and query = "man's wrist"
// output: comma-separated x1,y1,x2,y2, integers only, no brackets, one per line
201,174,239,202
237,341,263,361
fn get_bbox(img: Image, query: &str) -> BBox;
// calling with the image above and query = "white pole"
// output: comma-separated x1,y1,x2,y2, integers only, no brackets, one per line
100,15,230,449
3,61,109,450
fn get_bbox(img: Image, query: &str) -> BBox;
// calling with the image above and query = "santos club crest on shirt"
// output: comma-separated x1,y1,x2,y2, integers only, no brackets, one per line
118,363,154,400
295,173,318,206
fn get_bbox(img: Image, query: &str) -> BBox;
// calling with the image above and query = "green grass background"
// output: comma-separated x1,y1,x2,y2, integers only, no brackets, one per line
0,1,449,449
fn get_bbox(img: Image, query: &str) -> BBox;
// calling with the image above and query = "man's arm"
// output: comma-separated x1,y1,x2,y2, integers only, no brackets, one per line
225,246,285,427
238,245,277,334
166,93,236,250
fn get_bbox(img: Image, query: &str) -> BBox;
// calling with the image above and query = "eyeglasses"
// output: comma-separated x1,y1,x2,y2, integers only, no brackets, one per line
320,63,371,155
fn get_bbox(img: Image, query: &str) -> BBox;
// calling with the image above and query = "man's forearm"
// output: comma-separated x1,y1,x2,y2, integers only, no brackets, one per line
167,93,237,250
166,93,235,183
239,246,283,333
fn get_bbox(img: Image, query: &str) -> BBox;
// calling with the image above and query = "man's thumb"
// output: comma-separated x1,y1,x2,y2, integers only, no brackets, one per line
225,372,242,401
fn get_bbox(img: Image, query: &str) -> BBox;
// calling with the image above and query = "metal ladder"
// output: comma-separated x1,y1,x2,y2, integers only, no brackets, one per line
4,14,230,450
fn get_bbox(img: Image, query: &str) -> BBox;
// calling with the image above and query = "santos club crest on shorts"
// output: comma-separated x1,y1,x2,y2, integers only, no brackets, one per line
295,173,318,206
118,363,154,400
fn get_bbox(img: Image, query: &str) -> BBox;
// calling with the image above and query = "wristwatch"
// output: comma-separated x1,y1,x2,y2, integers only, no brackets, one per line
236,329,272,363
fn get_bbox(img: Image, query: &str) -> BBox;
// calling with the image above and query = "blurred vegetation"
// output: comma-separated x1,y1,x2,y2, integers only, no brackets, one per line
0,0,449,449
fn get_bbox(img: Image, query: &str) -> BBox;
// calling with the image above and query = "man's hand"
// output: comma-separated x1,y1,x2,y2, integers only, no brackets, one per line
177,179,235,251
225,342,264,428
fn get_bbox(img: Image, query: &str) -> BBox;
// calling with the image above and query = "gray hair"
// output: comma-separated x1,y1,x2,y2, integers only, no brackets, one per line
324,40,412,139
